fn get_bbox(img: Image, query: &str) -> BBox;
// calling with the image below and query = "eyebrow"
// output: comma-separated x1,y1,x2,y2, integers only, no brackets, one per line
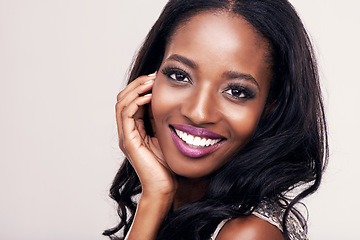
223,71,261,91
165,54,198,69
165,54,261,91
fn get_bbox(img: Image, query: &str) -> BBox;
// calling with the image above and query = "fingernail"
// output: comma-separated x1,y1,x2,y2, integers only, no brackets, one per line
143,93,152,97
148,72,157,77
143,80,154,85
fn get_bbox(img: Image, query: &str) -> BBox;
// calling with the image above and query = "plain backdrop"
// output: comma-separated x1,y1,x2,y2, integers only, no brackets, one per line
0,0,359,239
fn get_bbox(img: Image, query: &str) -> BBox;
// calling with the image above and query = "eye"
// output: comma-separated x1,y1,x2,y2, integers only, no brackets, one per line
161,66,191,84
224,88,246,98
223,84,256,100
169,72,190,83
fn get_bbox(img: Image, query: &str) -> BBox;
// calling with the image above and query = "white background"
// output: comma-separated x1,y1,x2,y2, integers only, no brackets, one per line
0,0,359,239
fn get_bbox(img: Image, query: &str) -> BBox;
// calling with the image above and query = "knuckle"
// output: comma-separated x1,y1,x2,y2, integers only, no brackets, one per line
117,91,125,101
120,109,126,118
115,101,122,110
121,107,129,118
115,104,123,115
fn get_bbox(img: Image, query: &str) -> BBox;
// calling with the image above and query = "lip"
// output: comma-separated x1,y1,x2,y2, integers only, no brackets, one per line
169,125,226,158
171,124,225,139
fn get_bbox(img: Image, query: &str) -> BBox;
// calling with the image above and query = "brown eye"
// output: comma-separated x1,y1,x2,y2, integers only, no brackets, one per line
162,66,192,84
169,73,190,83
223,84,256,101
225,88,246,98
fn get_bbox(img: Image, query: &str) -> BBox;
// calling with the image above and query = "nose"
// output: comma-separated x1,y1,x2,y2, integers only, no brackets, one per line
180,83,221,125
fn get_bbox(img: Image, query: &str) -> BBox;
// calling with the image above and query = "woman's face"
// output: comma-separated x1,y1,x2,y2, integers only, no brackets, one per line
151,12,272,178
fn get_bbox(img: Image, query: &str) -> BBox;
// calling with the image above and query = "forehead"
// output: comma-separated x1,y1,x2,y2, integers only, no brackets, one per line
170,12,268,51
162,12,272,86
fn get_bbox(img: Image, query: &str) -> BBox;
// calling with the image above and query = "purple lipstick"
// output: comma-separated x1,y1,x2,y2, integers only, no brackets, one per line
169,124,226,158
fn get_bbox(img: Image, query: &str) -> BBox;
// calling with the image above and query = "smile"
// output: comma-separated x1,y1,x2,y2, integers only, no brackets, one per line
169,124,226,158
174,129,221,147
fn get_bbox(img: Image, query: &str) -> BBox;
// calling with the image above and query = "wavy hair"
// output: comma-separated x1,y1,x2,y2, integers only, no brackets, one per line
104,0,328,239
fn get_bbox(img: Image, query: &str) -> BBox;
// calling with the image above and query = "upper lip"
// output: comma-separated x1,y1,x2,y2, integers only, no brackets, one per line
170,124,226,140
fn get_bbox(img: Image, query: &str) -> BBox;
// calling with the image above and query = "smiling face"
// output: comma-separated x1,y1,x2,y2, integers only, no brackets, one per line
151,12,273,178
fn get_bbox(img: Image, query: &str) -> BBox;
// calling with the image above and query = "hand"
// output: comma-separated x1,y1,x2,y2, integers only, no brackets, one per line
116,73,178,200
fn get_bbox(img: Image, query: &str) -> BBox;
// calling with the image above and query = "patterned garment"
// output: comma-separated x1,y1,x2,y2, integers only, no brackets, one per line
210,202,308,240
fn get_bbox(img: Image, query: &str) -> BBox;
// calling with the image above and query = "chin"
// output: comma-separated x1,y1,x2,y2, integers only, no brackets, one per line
163,154,224,179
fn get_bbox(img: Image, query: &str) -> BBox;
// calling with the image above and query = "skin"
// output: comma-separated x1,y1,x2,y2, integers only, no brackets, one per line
116,12,283,240
152,12,272,179
217,216,285,240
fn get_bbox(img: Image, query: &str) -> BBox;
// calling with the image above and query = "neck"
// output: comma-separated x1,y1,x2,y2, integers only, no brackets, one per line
173,176,209,210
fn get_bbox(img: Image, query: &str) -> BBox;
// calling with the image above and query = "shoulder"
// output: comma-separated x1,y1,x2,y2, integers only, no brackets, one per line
216,215,285,240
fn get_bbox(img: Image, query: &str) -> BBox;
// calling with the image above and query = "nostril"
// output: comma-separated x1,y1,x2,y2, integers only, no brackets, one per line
179,87,221,124
182,106,220,125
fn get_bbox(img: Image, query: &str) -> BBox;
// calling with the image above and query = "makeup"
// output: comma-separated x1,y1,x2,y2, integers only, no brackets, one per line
150,12,272,177
170,124,226,158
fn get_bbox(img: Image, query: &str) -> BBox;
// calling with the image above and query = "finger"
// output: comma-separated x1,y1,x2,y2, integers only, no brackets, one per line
117,73,156,102
115,77,154,126
116,79,154,113
116,81,154,152
120,94,153,153
115,80,153,132
116,73,156,102
115,73,155,157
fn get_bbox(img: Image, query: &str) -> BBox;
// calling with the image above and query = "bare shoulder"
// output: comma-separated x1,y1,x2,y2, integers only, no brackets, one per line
216,215,285,240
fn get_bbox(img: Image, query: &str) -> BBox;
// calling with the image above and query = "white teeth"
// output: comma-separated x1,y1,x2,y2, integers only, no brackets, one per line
174,129,221,147
193,136,201,146
200,138,207,146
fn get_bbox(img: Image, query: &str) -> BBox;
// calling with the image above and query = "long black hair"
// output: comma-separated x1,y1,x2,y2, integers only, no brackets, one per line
104,0,328,239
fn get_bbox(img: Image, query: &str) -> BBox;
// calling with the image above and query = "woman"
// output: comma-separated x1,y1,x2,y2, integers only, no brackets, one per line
105,0,328,239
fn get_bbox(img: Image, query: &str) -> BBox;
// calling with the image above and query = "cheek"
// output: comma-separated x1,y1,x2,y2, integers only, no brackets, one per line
151,77,179,123
224,103,265,141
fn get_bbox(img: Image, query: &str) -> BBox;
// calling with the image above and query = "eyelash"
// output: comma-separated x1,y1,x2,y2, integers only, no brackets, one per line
161,66,191,84
223,83,256,100
161,66,256,101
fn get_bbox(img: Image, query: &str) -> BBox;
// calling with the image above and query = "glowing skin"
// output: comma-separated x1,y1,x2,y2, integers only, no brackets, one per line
151,12,273,178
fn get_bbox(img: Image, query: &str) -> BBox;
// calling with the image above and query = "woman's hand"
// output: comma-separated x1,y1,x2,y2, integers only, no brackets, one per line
116,73,177,240
116,73,178,200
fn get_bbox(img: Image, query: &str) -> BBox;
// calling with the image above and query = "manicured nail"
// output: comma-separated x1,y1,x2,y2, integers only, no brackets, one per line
143,80,154,85
143,93,152,97
148,72,157,77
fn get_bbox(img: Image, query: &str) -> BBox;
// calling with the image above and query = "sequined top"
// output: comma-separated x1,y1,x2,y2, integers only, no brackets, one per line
210,202,308,240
